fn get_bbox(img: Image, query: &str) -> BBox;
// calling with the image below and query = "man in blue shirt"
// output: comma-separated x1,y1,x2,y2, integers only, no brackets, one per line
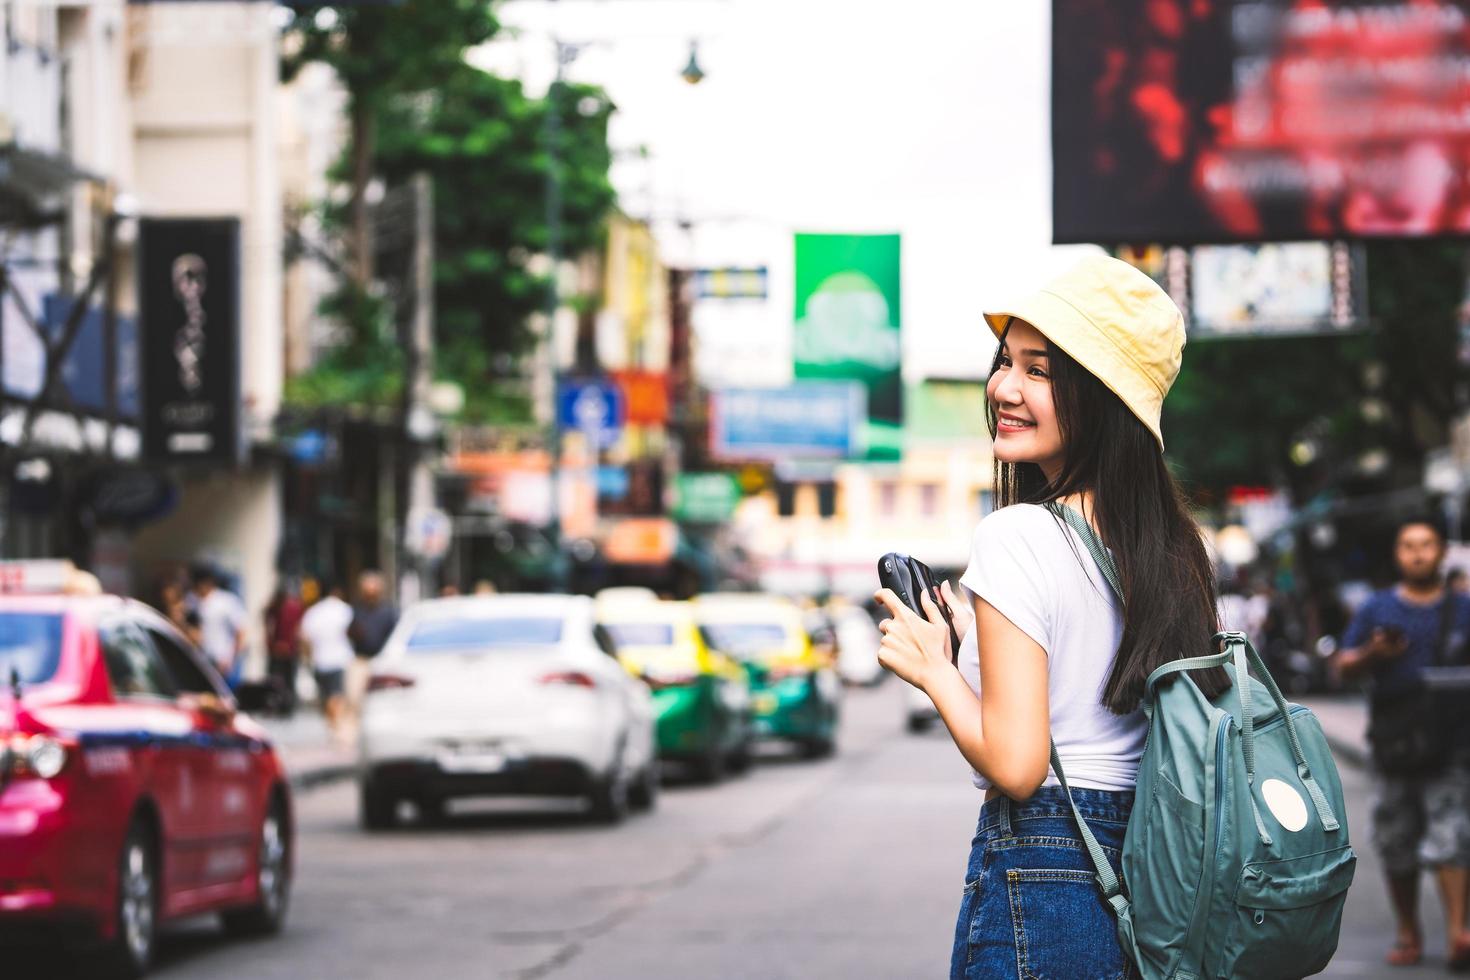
1338,518,1470,969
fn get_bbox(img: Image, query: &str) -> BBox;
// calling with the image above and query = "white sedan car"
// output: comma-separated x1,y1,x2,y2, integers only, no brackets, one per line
357,593,658,828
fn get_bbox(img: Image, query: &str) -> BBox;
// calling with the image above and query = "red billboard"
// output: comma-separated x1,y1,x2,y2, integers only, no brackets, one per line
1053,0,1470,243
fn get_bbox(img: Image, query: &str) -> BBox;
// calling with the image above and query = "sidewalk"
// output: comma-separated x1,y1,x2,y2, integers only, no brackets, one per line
250,709,357,792
1296,695,1369,770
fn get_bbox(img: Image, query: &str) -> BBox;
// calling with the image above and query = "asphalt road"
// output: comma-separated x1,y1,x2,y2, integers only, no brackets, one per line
12,681,1433,979
165,679,970,980
1320,750,1458,977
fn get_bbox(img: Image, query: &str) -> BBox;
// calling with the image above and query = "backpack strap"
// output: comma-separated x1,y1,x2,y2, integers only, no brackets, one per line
1041,503,1143,963
1046,501,1124,599
1216,631,1343,834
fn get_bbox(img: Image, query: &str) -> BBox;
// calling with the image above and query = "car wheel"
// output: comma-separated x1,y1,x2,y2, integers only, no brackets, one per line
96,817,158,979
221,794,291,936
726,740,754,775
907,714,934,734
693,745,726,784
416,795,448,826
627,761,659,812
588,767,630,825
359,779,397,831
802,737,835,760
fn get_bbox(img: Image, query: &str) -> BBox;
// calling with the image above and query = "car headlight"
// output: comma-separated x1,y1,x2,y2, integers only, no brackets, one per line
27,737,67,778
3,735,69,779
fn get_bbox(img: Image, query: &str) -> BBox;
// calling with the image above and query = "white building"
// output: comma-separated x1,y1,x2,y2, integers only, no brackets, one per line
0,2,287,669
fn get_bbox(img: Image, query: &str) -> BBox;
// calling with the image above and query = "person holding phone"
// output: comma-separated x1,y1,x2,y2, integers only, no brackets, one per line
1335,518,1470,969
873,254,1230,979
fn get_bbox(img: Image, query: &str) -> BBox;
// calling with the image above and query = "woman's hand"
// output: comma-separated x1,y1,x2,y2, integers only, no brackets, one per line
873,586,958,692
938,580,973,645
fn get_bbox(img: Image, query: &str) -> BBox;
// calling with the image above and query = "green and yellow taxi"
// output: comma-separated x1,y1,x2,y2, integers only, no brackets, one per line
596,595,754,782
692,594,841,758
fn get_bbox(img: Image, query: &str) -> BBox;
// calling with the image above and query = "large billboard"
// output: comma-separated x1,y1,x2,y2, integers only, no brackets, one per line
793,234,902,428
139,219,241,463
1054,0,1470,243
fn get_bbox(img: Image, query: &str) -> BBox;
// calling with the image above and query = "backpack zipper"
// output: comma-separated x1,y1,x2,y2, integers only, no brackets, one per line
1190,704,1311,967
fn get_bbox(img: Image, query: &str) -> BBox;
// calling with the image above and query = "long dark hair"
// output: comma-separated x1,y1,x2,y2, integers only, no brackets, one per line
989,323,1229,714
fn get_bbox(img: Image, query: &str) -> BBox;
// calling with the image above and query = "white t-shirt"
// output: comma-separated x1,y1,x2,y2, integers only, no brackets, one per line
958,503,1146,792
300,596,356,672
198,588,247,670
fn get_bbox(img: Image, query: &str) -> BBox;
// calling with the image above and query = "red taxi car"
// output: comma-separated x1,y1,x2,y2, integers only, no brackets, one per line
0,564,293,977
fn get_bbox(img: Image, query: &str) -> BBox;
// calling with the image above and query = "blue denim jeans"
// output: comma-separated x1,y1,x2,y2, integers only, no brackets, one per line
950,787,1138,979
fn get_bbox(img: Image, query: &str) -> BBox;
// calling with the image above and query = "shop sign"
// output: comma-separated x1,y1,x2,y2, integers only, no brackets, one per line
671,472,741,523
139,219,241,463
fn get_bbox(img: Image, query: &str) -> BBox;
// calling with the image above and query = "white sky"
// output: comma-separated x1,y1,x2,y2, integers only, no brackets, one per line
472,0,1101,383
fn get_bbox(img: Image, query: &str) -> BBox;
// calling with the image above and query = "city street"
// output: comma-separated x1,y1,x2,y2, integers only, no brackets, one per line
152,680,969,980
8,683,1435,980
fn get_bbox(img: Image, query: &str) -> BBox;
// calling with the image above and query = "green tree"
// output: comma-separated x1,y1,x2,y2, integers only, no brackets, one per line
280,6,617,422
280,1,498,287
374,63,616,421
1162,241,1466,506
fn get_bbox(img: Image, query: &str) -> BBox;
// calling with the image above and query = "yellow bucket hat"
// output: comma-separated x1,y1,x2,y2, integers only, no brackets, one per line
983,253,1184,450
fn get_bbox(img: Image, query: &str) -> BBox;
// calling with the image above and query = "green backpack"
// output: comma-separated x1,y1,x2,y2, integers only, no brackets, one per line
1047,504,1356,980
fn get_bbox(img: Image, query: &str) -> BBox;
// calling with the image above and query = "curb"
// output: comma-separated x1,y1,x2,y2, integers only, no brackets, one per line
288,762,357,793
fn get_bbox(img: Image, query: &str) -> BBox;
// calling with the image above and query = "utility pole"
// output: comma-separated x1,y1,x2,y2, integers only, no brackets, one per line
395,171,435,602
543,37,577,554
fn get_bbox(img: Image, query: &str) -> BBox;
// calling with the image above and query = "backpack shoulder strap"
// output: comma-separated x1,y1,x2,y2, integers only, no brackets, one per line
1045,501,1123,602
1036,502,1142,961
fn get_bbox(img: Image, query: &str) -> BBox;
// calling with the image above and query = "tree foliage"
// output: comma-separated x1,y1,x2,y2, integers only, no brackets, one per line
279,0,498,106
375,64,616,421
1162,241,1466,505
279,3,616,422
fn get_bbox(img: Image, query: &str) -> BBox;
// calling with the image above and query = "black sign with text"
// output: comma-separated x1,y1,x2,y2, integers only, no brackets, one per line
139,219,241,463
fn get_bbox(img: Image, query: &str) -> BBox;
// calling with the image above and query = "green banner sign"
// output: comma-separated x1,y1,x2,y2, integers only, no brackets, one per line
671,472,742,523
793,233,902,459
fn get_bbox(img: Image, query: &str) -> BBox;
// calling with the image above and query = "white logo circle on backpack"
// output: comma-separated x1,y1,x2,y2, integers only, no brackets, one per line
1262,778,1308,832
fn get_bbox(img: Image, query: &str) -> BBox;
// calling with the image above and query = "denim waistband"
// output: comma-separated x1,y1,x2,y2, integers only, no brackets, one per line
978,786,1135,834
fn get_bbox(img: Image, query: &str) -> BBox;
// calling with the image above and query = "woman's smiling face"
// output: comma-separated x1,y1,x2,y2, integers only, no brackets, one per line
987,318,1065,481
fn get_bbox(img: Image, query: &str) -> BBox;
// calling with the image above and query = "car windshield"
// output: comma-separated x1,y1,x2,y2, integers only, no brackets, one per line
698,622,789,658
603,623,674,648
0,612,64,687
405,616,564,651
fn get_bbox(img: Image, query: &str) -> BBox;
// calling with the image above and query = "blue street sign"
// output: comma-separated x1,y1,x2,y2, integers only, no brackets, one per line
596,466,631,500
556,380,625,450
711,382,865,460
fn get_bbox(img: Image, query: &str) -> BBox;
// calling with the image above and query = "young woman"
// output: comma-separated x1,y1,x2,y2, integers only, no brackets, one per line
874,254,1229,979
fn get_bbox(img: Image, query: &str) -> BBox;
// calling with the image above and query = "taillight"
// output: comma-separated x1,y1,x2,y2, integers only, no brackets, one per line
367,673,416,693
2,734,72,779
538,671,597,688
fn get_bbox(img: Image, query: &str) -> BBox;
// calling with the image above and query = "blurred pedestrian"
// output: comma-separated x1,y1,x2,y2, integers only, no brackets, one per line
439,582,461,597
191,565,247,688
157,577,202,647
348,570,398,714
300,578,354,740
350,570,398,657
1336,518,1470,969
263,581,305,717
873,256,1230,978
473,579,497,595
